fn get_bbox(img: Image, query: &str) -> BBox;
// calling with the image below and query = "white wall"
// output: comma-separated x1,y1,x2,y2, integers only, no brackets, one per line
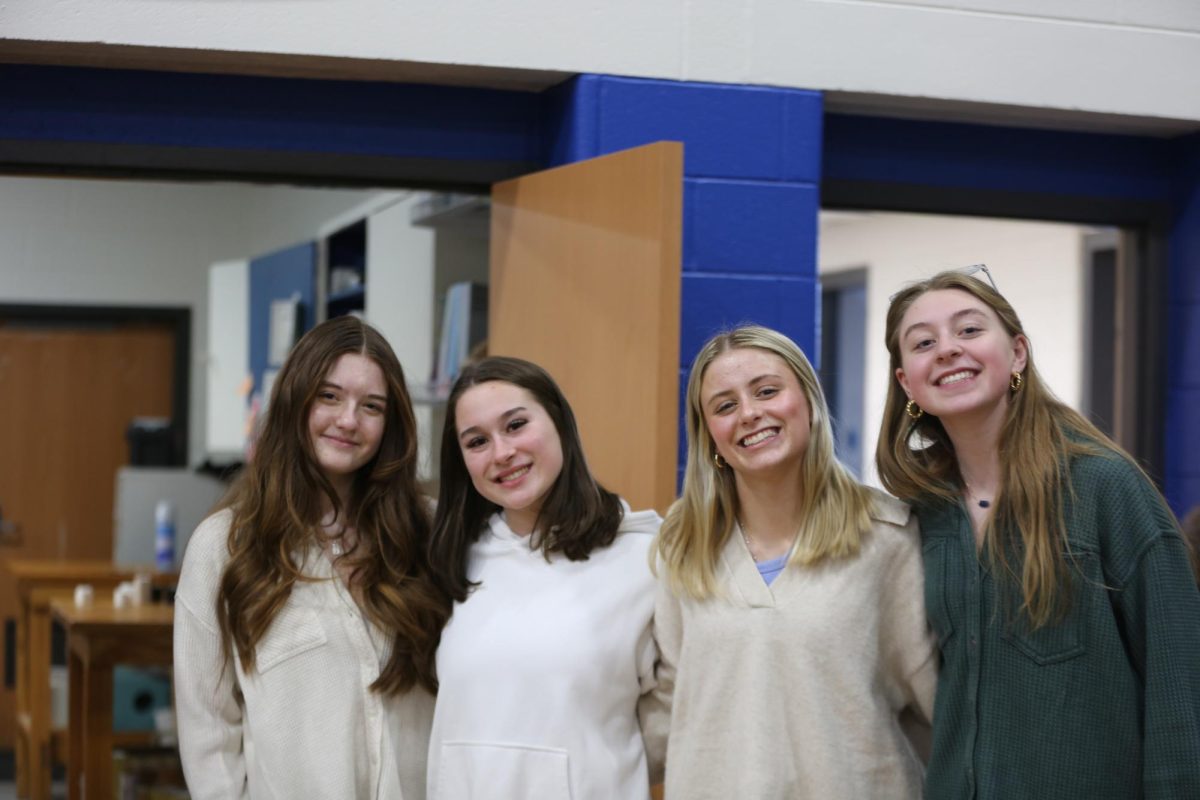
818,211,1091,487
6,0,1199,124
0,176,379,464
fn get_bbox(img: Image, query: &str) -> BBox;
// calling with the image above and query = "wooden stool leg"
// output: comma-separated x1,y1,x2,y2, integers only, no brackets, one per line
15,600,31,799
27,611,53,800
82,660,114,800
66,651,83,800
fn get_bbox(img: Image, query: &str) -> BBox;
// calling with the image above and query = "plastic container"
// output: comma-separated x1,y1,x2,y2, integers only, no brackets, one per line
154,500,175,571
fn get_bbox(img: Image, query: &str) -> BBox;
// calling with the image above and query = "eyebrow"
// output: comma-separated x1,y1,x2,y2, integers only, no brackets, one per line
319,381,387,404
901,307,987,342
705,374,782,406
458,406,527,440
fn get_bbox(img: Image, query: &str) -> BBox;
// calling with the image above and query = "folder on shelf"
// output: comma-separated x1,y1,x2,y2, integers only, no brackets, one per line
432,281,488,395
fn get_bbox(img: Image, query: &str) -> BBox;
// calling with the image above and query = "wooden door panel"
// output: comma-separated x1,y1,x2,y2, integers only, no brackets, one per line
0,323,174,748
489,142,682,513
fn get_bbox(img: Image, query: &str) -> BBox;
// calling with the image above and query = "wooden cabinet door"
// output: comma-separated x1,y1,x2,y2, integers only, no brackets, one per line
489,142,682,513
0,322,175,748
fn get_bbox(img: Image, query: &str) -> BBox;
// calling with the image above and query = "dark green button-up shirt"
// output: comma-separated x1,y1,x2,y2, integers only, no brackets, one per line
917,451,1200,799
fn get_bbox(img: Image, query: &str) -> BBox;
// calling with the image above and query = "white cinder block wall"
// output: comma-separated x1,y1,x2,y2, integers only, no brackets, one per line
6,1,1200,124
818,211,1091,488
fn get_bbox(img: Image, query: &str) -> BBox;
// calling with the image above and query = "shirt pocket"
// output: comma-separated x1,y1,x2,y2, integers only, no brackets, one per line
922,538,956,648
438,741,572,800
255,604,328,674
1000,551,1093,665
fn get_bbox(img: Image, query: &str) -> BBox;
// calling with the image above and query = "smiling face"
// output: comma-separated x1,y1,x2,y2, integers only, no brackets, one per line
894,288,1028,427
307,352,388,498
454,380,565,535
700,347,811,483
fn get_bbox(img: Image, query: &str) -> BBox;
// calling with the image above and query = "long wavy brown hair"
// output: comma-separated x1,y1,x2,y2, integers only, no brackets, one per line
876,271,1119,628
217,315,449,694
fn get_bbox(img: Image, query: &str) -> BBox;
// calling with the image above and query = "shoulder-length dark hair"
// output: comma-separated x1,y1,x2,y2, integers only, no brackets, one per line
217,315,449,694
430,356,623,601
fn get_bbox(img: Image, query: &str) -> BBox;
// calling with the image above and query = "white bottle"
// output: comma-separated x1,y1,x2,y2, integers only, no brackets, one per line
154,500,175,571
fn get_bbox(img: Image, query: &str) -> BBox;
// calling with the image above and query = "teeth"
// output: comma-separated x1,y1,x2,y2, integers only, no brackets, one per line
938,370,975,386
499,466,530,483
740,429,777,447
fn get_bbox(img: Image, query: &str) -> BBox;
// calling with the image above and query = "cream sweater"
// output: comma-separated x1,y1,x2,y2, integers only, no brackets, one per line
641,489,937,799
174,509,434,800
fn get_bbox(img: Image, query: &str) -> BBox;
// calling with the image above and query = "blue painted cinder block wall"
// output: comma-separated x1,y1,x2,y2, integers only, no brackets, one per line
1168,134,1200,518
543,75,824,476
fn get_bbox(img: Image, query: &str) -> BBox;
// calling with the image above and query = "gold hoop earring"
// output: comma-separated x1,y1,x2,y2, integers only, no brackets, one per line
1010,371,1024,392
713,451,726,470
905,399,924,420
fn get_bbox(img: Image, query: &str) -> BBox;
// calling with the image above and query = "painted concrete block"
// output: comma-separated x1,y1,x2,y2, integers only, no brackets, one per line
594,77,822,181
681,274,817,368
685,179,818,275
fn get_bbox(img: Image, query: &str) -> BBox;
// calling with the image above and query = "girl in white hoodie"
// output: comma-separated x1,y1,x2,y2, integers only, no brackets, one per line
427,356,662,800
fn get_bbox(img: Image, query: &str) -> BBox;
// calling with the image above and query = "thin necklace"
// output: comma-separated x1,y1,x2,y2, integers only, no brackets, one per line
739,518,796,562
740,519,759,561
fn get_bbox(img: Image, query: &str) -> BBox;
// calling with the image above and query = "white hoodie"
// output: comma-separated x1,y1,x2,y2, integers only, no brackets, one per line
428,502,662,800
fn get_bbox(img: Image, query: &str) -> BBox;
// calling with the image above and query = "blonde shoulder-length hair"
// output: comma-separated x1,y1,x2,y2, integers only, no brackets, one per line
654,325,875,599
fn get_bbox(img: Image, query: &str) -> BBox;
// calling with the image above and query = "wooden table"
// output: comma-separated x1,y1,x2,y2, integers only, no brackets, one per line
50,598,174,800
5,560,144,800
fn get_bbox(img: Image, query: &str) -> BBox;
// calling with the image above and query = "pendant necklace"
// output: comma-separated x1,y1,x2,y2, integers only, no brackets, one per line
964,483,992,509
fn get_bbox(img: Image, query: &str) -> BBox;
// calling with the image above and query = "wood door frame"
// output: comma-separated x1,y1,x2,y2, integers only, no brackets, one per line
0,304,190,465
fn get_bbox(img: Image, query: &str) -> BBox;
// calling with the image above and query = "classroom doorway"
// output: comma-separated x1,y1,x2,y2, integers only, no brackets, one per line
817,211,1129,486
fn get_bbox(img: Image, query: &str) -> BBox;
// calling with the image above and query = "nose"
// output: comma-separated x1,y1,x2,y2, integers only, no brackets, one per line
739,397,763,424
493,438,517,463
335,403,359,429
935,337,962,360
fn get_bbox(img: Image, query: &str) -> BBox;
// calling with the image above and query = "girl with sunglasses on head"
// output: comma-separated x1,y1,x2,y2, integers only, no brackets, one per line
426,356,662,799
175,316,448,799
643,324,937,799
877,269,1200,799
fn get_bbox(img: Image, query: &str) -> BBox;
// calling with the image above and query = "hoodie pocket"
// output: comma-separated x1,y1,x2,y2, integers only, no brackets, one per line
438,741,572,800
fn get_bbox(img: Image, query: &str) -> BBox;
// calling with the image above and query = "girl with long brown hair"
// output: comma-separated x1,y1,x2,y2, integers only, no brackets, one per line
877,268,1200,799
425,356,662,800
645,325,936,798
174,315,448,799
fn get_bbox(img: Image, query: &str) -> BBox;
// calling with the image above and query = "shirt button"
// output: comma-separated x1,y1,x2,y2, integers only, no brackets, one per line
969,636,977,647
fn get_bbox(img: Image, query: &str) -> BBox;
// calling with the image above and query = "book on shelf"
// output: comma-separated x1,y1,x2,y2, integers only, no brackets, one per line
431,281,489,397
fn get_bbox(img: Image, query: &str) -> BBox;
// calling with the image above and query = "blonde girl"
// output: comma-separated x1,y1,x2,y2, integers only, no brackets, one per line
646,325,936,799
